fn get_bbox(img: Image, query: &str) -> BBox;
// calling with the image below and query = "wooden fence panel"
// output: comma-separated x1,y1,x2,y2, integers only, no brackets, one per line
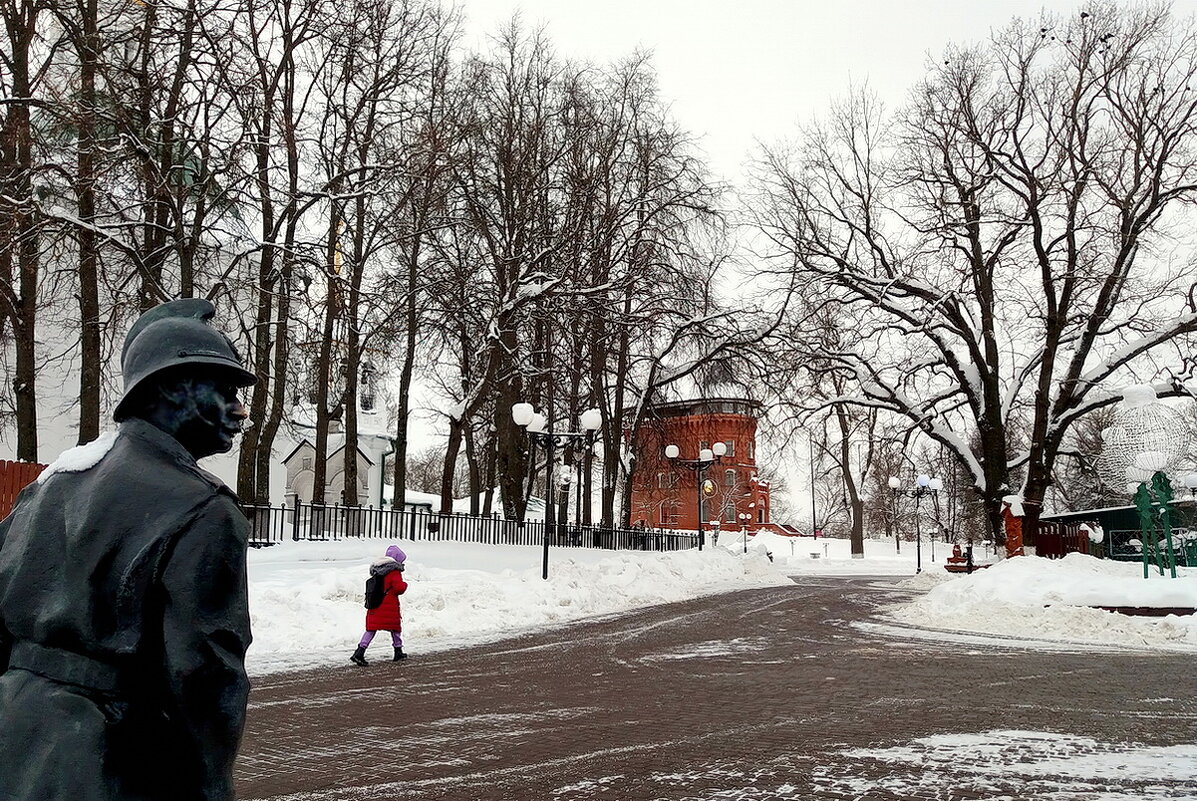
0,460,48,519
1035,520,1090,559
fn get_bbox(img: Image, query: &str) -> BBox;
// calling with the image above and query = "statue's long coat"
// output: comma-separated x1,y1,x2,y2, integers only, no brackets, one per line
0,419,251,801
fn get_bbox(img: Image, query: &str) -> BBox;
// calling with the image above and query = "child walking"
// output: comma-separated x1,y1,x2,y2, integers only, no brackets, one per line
350,544,409,666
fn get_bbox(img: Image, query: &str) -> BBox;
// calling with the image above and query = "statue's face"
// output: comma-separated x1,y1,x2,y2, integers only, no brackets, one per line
173,377,248,458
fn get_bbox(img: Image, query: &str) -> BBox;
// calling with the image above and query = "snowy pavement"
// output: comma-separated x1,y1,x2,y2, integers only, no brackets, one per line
236,576,1197,800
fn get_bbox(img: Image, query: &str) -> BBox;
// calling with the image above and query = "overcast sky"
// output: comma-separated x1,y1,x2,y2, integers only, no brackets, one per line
459,0,1093,182
451,1,1108,501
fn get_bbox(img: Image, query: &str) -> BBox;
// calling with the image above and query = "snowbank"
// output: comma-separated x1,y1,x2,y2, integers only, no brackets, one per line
245,534,1197,677
246,538,789,676
886,553,1197,651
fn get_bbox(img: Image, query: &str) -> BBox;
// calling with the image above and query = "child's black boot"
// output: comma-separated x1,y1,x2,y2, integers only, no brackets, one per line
393,648,407,661
350,646,369,666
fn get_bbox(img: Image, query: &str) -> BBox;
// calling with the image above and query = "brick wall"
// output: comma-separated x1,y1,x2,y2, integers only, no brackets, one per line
630,405,770,532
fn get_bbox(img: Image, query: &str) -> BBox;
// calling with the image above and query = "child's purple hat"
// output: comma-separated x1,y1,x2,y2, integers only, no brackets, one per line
386,545,406,563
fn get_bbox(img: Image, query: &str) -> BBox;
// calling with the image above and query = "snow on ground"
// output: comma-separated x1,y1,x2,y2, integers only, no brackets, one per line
835,730,1197,799
740,529,996,575
245,531,1197,676
883,551,1197,652
245,538,789,675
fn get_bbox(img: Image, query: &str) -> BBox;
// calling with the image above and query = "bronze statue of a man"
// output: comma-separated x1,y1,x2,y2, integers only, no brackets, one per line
0,299,256,801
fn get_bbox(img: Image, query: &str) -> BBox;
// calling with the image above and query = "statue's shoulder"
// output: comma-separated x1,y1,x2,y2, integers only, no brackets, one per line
111,423,231,503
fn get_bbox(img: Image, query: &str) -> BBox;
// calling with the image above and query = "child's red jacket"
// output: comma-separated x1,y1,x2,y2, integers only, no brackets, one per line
365,567,407,631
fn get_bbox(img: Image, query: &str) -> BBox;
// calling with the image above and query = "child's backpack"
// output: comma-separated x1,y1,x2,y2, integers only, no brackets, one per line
364,575,385,609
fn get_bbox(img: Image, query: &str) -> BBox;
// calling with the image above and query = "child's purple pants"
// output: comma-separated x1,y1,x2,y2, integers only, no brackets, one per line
358,630,403,649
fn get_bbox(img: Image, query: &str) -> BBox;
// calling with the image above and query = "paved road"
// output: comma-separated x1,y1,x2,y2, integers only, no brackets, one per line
235,576,1197,800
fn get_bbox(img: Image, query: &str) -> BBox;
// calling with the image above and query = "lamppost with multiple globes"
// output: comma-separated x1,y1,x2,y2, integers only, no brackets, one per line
512,403,603,579
665,441,726,551
738,511,751,553
888,473,941,574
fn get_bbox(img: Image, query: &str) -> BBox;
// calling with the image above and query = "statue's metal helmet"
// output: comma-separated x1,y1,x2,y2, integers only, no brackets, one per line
114,298,256,421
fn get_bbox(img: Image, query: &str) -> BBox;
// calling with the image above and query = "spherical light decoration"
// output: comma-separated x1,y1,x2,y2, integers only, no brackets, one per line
1097,396,1194,490
512,402,534,427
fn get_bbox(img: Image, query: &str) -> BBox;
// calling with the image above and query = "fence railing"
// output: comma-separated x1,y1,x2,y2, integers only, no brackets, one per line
1033,521,1090,559
240,501,700,553
0,460,46,519
1107,528,1197,567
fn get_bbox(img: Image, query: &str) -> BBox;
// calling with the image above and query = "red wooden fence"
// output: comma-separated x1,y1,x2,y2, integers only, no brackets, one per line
0,460,47,520
1034,520,1091,559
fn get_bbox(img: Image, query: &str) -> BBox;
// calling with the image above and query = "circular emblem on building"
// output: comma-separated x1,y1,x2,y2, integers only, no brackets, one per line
701,479,717,497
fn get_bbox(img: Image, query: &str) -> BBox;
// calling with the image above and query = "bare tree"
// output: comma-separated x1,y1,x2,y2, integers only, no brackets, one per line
753,4,1197,542
0,0,60,460
220,0,326,503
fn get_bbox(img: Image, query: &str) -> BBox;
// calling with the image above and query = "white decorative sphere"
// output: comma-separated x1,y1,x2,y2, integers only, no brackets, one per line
1098,399,1193,489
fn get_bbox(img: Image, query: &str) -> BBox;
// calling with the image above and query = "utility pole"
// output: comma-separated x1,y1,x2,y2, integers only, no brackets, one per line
809,431,817,537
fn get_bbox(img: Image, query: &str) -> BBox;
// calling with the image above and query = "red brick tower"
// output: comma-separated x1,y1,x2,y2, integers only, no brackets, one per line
630,398,771,532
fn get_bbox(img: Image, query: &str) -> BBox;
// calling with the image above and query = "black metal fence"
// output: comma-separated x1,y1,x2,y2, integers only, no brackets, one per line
241,501,699,553
1107,528,1197,566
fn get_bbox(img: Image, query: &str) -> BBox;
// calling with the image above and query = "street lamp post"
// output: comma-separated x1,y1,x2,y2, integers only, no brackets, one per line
665,441,727,551
512,403,603,579
888,473,942,574
738,511,751,553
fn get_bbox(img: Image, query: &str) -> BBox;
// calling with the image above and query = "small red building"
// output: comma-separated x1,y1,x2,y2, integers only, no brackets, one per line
630,397,771,533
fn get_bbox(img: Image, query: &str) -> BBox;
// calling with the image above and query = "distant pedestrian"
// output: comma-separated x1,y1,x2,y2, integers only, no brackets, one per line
350,545,409,666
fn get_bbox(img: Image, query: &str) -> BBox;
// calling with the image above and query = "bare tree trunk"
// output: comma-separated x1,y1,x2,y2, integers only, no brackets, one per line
254,256,290,505
482,436,497,515
1,3,41,461
341,300,360,507
74,0,101,444
236,127,277,501
312,212,341,506
495,321,526,520
237,243,273,499
439,417,463,514
834,406,865,557
464,421,479,514
393,274,417,508
608,289,634,526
